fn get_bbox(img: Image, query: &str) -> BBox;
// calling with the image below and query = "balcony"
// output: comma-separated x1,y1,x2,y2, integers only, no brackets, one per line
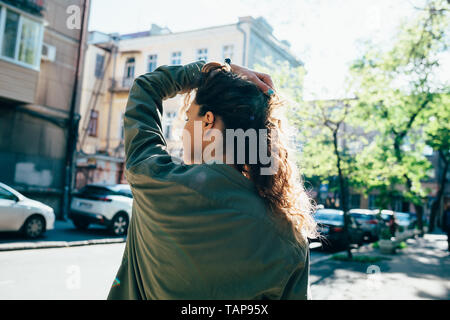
110,77,134,92
3,0,46,16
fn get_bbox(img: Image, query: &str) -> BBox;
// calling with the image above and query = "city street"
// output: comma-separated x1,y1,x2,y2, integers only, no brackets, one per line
0,243,124,299
0,241,333,300
310,234,450,299
1,233,448,299
0,0,448,303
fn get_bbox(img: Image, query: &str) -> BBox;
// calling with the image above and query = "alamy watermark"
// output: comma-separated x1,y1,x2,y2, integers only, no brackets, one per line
366,264,382,290
173,121,280,175
66,5,81,30
66,264,81,290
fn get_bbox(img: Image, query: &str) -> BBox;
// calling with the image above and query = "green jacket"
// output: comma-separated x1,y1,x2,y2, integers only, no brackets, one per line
107,61,311,300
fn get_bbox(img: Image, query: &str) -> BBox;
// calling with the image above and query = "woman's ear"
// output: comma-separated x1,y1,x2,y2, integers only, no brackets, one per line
203,111,215,129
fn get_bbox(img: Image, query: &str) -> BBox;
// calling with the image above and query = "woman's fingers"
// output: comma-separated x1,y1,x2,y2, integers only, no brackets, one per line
230,64,275,96
252,74,275,96
255,72,275,90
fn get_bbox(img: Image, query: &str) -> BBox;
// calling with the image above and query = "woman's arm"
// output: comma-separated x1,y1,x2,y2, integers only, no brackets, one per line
123,61,205,175
123,60,275,184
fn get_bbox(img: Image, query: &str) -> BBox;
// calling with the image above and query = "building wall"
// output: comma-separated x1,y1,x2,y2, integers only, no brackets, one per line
0,59,39,103
78,43,113,154
0,0,88,218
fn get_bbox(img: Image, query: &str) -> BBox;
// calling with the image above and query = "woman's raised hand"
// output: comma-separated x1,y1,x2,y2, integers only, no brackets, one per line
229,64,275,96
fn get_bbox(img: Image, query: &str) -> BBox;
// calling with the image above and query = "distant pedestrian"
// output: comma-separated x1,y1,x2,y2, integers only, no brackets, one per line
388,214,397,238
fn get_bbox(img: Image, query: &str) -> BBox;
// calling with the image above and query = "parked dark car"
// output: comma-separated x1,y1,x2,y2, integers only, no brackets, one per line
349,209,381,242
394,212,416,230
312,209,365,250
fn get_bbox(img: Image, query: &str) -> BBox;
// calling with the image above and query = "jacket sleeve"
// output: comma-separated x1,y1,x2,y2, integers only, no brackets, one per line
123,61,205,184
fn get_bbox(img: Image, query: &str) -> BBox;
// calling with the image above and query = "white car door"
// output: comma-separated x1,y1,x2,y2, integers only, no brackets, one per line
0,186,25,231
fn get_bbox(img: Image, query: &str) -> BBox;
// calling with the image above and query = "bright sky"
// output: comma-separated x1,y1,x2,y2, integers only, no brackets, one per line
88,0,426,100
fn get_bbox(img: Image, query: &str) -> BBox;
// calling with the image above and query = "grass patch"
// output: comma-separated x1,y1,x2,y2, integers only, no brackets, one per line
397,241,407,249
331,254,387,263
372,240,407,250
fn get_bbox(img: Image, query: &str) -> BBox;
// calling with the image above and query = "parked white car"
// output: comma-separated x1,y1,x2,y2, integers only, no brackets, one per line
0,182,55,238
69,184,132,236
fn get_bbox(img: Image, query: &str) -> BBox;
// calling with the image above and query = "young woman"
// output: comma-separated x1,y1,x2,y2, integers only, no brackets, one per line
107,60,317,300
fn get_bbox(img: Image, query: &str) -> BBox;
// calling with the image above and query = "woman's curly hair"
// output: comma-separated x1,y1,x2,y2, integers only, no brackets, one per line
181,62,318,246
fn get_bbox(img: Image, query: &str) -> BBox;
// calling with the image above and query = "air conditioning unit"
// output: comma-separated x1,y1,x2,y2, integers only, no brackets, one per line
41,43,56,62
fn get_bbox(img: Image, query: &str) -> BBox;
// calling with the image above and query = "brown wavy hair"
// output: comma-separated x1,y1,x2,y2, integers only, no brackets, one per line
181,62,318,246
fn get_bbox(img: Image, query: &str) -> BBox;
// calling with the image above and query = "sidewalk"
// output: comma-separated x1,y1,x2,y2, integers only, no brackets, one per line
0,220,126,251
310,233,450,299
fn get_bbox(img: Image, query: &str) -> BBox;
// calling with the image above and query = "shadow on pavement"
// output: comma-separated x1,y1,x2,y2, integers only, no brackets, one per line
0,220,126,245
310,234,450,299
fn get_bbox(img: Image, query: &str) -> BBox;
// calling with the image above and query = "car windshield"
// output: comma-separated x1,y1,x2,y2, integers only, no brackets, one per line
395,213,410,221
78,186,112,196
381,213,392,220
351,213,375,220
0,183,23,199
117,188,132,198
108,185,133,198
315,211,344,222
79,185,132,196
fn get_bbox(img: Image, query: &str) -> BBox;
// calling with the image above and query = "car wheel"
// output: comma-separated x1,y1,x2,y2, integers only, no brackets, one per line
73,219,90,230
110,213,129,236
23,215,45,239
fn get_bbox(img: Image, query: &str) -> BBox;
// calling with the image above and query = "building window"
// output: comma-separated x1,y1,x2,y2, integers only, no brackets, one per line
124,57,135,78
148,54,157,72
171,51,181,65
222,44,234,61
18,16,40,65
349,194,361,209
119,113,124,140
0,6,43,69
87,110,99,137
2,9,20,59
196,48,208,61
163,111,177,140
165,124,172,140
368,194,377,209
123,57,135,87
95,53,105,78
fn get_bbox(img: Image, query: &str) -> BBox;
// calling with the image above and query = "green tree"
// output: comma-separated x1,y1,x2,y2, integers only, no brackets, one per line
349,0,450,235
255,58,361,258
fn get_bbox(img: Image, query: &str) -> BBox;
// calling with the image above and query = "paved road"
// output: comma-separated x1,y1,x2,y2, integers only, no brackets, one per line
310,234,450,299
0,243,125,299
0,242,332,299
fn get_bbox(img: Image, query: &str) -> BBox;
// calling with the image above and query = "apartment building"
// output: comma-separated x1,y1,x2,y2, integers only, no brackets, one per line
0,0,90,218
76,16,303,188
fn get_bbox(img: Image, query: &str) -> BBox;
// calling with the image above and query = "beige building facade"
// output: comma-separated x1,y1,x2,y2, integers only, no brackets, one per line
76,16,302,189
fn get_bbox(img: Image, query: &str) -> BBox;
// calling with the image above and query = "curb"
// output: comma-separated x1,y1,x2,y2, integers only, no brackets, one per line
0,237,126,252
310,241,376,265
